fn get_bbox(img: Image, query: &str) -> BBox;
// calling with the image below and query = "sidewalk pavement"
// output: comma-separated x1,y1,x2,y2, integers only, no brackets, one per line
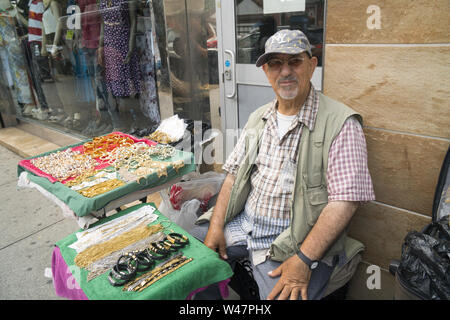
0,144,80,299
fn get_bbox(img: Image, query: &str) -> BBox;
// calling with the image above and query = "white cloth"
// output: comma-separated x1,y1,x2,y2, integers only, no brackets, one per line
69,205,158,253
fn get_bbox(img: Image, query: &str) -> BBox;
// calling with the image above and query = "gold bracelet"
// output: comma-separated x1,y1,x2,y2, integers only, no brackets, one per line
136,258,192,292
123,255,193,292
65,169,98,187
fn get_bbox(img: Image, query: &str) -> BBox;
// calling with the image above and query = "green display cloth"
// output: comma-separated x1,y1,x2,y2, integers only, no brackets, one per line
17,139,195,217
56,202,234,300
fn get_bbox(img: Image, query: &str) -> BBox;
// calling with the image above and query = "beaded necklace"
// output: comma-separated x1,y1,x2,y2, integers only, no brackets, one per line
30,149,97,182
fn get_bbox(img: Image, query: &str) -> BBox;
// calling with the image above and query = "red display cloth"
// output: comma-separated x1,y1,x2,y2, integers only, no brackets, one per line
19,132,156,184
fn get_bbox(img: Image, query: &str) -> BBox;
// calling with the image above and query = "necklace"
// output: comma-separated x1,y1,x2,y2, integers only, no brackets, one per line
78,179,125,198
30,149,97,182
75,223,164,269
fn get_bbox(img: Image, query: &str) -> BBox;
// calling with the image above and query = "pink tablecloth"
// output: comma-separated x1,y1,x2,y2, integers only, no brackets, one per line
51,247,230,300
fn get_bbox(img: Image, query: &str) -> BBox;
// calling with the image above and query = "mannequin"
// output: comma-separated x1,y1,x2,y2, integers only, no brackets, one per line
98,0,141,132
135,0,160,134
26,0,51,119
41,0,86,129
40,0,60,56
0,0,34,115
76,0,116,136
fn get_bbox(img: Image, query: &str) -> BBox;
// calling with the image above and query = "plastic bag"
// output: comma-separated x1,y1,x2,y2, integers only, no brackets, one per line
174,199,201,233
154,115,187,142
158,189,179,223
169,171,225,212
158,172,225,231
396,216,450,300
158,193,201,232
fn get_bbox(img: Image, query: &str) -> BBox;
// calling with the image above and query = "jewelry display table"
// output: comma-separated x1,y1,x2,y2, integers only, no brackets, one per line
52,203,233,300
17,132,196,228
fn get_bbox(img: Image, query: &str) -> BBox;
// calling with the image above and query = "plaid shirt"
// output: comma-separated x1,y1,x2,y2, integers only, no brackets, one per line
223,85,375,250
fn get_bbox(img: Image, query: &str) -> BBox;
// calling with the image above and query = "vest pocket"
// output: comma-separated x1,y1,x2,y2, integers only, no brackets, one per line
305,186,328,225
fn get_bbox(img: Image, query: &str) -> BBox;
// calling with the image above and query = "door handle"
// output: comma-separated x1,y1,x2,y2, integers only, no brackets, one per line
224,49,236,98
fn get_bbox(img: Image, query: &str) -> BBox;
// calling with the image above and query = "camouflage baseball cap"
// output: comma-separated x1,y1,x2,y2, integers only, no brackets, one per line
255,29,312,67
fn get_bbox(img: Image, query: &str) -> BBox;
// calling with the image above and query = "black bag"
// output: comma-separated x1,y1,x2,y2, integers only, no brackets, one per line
228,259,261,300
391,147,450,300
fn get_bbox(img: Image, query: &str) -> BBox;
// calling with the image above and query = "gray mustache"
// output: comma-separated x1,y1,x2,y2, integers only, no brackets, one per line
277,76,298,85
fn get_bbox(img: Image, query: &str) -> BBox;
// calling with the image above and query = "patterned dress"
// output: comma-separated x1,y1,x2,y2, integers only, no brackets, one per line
136,9,160,124
0,15,33,105
99,0,141,97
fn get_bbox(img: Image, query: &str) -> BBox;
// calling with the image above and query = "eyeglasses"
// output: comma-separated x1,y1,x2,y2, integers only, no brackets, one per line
266,57,305,71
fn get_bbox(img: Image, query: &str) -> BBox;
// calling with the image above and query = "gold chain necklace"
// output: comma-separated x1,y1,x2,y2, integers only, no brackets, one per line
78,179,125,198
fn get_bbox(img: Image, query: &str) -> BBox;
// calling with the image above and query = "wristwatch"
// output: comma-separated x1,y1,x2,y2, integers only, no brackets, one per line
296,249,319,270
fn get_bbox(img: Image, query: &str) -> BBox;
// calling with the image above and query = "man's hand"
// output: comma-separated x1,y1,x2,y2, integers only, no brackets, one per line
204,226,228,260
267,255,311,300
203,174,235,261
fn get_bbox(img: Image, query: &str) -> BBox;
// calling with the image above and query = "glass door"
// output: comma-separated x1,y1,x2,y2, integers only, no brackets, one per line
217,0,325,156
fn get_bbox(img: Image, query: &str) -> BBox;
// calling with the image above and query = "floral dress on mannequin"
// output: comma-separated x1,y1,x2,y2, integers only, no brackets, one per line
99,0,141,98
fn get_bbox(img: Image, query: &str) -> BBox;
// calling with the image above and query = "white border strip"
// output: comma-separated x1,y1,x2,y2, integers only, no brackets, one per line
326,43,450,47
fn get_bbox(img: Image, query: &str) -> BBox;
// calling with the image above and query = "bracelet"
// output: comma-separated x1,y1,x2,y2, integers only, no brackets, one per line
143,248,167,261
110,263,136,281
154,241,172,254
108,253,139,286
108,271,129,286
108,263,136,286
163,239,184,251
148,242,171,259
115,254,138,277
135,251,155,272
166,233,189,246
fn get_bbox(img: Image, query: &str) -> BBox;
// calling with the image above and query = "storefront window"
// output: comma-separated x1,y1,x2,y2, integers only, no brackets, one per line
153,0,218,126
0,0,162,137
1,0,220,140
235,0,324,67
